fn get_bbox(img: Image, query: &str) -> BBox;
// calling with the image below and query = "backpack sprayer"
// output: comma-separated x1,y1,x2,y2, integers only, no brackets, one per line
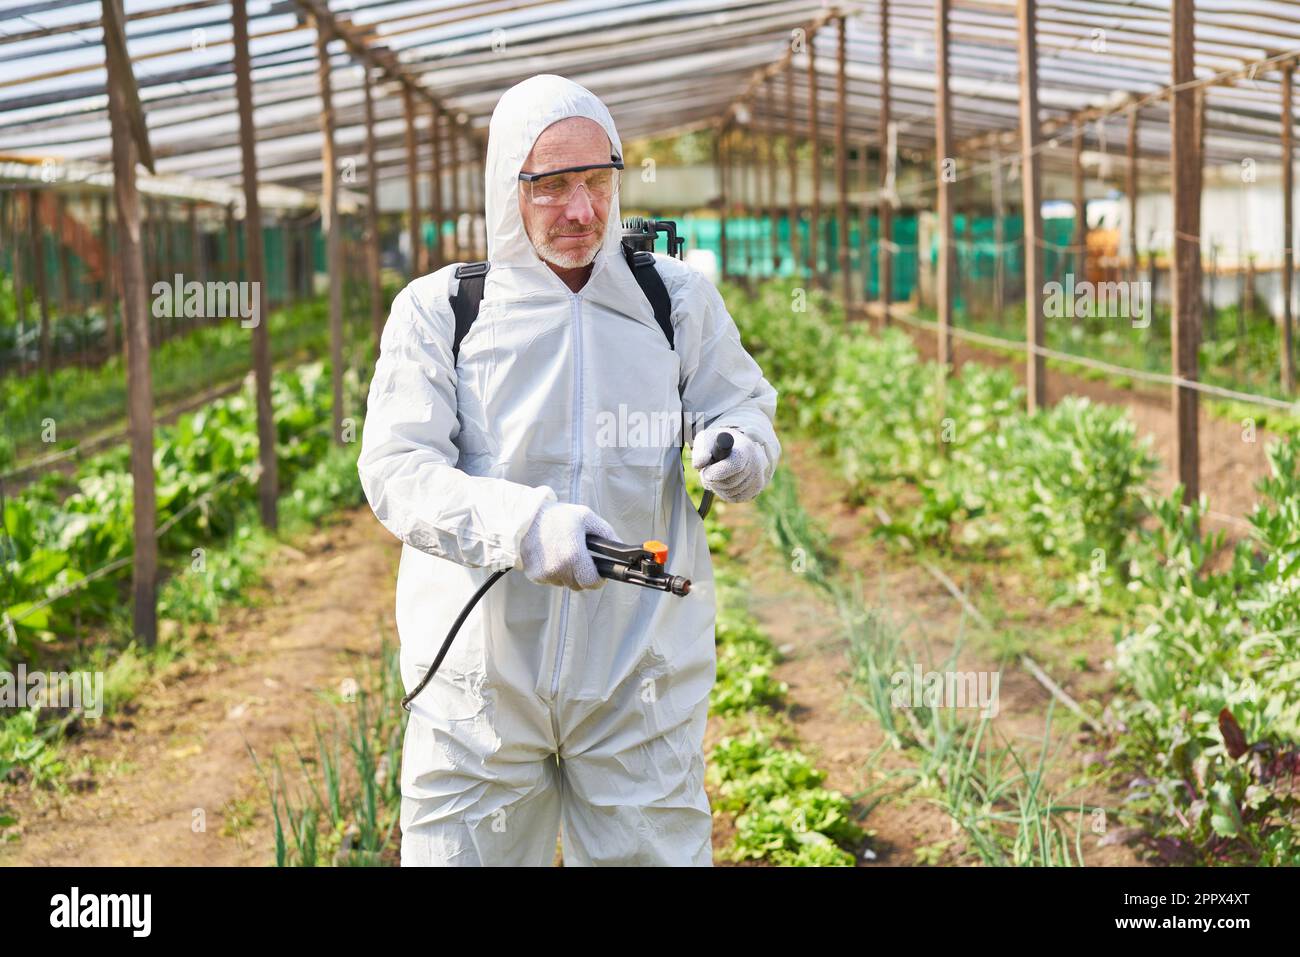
400,426,734,712
621,216,686,259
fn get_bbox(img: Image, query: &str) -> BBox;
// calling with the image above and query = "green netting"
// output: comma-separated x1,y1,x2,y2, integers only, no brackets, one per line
680,213,920,301
687,213,1084,312
943,213,1079,314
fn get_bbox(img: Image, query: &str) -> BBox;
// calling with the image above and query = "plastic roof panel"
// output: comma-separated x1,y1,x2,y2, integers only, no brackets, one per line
1,0,1298,198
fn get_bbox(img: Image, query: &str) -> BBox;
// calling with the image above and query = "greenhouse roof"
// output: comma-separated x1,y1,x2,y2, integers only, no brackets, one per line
1,0,1299,201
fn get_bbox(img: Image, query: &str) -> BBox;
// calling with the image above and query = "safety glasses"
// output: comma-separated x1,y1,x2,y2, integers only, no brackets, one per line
518,156,624,207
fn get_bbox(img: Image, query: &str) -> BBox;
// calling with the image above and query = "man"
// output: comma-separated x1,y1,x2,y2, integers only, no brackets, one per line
357,74,781,866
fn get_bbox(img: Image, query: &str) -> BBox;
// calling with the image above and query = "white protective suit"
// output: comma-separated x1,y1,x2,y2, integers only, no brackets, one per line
358,74,781,866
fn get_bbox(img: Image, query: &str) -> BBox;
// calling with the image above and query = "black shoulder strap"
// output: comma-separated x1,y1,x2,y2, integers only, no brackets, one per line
621,243,674,350
450,261,489,362
448,249,673,361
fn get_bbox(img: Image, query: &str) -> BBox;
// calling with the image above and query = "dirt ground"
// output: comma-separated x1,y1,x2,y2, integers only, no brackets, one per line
2,455,1143,868
5,312,1246,865
708,434,1144,866
0,510,400,866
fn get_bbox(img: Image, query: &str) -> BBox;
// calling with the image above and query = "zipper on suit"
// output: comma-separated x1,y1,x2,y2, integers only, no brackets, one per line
551,290,584,699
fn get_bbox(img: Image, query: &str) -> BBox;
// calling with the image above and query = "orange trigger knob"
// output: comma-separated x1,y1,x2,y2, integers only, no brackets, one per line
643,540,669,564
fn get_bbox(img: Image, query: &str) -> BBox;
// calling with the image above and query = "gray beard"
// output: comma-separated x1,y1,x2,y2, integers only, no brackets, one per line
536,229,602,269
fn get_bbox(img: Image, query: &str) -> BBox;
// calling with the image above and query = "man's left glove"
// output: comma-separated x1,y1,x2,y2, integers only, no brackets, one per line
690,426,770,504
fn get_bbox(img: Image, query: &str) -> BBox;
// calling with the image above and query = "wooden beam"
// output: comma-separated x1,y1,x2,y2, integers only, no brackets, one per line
99,192,115,358
29,191,51,377
290,0,477,161
429,103,444,273
363,65,383,352
226,202,237,283
1127,105,1139,284
11,192,27,376
752,129,760,276
836,15,850,306
766,77,778,273
859,139,869,306
448,116,461,263
188,200,202,286
470,133,483,260
1170,0,1201,501
716,6,837,130
1283,62,1296,394
751,126,760,279
461,125,474,260
807,24,821,285
748,125,758,279
991,145,1004,321
935,0,954,370
740,123,752,280
58,194,73,325
786,54,800,278
280,214,293,311
1018,0,1046,410
1,1,214,48
879,0,893,324
102,0,157,646
1196,86,1210,341
101,0,155,173
314,16,345,446
960,93,1138,156
232,0,278,529
1073,120,1087,302
717,124,729,279
431,108,447,273
403,86,420,279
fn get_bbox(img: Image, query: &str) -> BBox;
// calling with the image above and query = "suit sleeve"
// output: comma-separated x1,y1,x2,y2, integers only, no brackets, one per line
357,281,557,571
676,272,781,485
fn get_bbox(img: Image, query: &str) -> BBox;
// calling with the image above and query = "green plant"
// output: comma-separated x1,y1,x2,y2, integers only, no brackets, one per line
1,358,366,656
1107,439,1300,864
253,639,406,867
708,726,864,866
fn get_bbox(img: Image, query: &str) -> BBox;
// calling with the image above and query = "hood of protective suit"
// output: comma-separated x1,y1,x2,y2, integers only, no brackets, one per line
484,74,625,271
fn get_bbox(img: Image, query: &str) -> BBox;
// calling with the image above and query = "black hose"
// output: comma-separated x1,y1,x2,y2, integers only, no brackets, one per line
400,568,508,712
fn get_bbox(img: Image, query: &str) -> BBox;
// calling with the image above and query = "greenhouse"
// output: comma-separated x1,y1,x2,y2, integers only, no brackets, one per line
0,0,1298,887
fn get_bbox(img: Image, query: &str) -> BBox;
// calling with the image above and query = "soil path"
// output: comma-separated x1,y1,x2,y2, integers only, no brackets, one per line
707,434,1143,866
1,510,399,866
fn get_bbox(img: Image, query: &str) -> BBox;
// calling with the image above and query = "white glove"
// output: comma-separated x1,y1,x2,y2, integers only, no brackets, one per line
518,501,617,590
691,426,770,504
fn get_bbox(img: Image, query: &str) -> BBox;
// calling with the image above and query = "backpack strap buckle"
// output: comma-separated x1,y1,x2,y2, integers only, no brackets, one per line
450,261,490,362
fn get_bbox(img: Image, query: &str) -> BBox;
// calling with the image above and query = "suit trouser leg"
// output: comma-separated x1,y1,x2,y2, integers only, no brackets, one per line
557,695,713,867
400,711,561,867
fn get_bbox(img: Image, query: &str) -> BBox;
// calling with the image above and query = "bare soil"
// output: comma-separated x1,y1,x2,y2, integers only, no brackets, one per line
0,510,399,866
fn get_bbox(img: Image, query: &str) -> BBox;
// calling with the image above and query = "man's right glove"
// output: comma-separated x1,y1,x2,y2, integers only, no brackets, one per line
519,501,617,590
